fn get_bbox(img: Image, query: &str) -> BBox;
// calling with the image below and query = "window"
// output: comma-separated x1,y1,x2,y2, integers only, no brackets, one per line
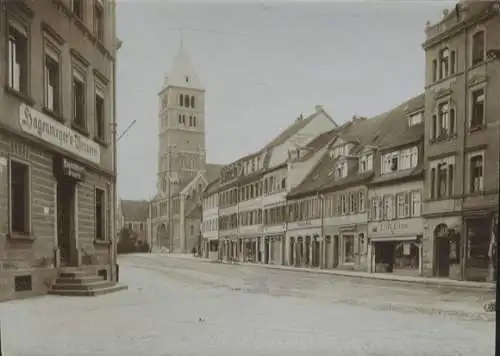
431,114,437,140
8,23,29,94
369,198,378,221
359,153,373,173
348,193,356,214
340,194,347,215
72,0,83,19
358,191,365,212
409,147,418,168
472,31,485,65
184,95,189,107
450,50,456,74
470,88,485,129
408,112,423,126
397,193,409,219
336,161,347,178
94,2,104,41
44,53,60,113
383,196,394,220
343,235,354,263
72,75,86,129
179,94,183,106
439,48,449,79
448,164,454,197
390,155,398,172
469,154,483,193
410,191,421,217
95,92,105,140
437,102,449,138
192,116,197,127
437,163,448,198
10,160,30,235
430,167,436,199
190,96,195,108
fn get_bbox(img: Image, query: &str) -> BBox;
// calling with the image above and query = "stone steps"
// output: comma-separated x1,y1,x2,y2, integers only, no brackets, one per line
49,269,127,297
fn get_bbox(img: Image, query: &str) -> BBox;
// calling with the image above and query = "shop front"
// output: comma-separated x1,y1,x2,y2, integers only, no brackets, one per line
367,218,424,276
286,220,322,268
263,224,286,265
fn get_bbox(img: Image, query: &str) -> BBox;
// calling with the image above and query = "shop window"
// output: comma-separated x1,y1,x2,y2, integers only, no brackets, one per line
10,160,30,235
394,243,419,269
95,188,106,240
343,235,354,263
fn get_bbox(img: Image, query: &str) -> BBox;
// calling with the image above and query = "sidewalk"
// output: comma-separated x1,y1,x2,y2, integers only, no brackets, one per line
155,253,495,292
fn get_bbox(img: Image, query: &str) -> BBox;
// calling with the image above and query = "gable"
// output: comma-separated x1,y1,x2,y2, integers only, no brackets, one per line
181,172,208,196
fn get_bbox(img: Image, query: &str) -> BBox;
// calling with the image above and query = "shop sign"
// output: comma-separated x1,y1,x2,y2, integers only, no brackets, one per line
54,157,86,181
372,221,409,234
19,104,100,164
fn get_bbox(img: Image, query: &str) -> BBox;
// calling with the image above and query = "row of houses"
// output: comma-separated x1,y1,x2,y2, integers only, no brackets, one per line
200,1,500,283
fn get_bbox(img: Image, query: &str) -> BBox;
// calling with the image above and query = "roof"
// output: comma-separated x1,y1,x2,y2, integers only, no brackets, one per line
162,43,203,90
121,200,149,221
288,94,425,199
299,128,339,161
264,111,319,149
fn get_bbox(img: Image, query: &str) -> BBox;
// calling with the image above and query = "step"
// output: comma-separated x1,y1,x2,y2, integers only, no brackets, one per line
55,276,104,284
48,284,128,297
51,281,115,291
59,271,93,278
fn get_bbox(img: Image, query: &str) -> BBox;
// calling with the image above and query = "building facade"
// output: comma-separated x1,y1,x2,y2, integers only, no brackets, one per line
422,1,500,282
0,0,118,300
117,199,151,246
201,106,339,262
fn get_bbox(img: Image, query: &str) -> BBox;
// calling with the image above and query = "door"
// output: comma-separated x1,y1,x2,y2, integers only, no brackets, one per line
57,181,75,266
333,235,339,267
436,238,451,277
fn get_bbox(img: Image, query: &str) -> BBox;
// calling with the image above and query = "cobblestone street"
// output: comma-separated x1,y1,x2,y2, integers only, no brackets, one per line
0,254,495,356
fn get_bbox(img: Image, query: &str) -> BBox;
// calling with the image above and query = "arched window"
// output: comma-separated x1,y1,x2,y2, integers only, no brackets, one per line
178,114,182,124
193,116,197,127
189,116,193,126
190,96,195,108
184,94,189,107
179,94,183,106
182,115,186,124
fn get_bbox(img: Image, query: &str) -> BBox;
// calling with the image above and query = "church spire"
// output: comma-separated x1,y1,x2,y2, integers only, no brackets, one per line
163,34,203,91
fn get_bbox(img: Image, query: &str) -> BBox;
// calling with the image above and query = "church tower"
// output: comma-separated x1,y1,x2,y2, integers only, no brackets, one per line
157,43,206,197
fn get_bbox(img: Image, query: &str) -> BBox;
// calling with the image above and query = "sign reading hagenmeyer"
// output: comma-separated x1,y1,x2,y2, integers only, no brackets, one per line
19,104,100,164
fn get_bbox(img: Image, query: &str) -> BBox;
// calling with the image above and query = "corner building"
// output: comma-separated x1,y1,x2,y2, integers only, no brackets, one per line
422,1,499,282
0,0,118,300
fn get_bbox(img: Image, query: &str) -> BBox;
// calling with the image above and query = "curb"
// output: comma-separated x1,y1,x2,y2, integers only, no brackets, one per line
185,257,495,292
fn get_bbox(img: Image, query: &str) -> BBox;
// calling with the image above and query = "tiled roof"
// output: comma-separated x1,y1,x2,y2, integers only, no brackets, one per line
121,200,149,221
264,111,319,149
299,129,339,161
287,94,425,199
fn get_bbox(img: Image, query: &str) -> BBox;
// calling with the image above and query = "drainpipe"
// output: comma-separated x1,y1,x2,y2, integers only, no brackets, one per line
110,0,120,283
459,16,469,282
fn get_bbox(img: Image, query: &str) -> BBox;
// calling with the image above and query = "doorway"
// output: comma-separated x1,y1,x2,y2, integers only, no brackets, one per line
435,238,450,277
57,180,75,266
333,235,339,267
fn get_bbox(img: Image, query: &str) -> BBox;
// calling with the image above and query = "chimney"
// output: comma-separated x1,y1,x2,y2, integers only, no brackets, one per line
442,9,449,17
297,113,304,121
315,105,323,112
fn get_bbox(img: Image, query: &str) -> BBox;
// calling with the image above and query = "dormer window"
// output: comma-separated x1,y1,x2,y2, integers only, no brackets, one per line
390,156,398,171
382,152,400,174
408,112,423,127
359,153,373,173
335,161,348,179
331,144,346,159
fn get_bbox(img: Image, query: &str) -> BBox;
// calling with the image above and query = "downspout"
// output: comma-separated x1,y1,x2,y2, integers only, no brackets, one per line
318,193,325,269
460,16,469,281
283,198,288,266
110,0,119,283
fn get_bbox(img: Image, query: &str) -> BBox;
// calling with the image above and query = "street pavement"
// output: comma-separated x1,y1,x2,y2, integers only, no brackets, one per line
0,253,495,356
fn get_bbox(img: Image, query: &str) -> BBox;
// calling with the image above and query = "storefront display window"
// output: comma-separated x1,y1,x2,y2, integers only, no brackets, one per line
394,242,419,269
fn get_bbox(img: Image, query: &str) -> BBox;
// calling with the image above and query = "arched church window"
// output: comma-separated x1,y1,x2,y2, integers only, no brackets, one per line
184,94,189,107
190,96,195,108
179,94,183,106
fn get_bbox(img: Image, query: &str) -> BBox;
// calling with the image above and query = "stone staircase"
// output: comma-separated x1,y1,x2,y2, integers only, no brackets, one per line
49,269,127,297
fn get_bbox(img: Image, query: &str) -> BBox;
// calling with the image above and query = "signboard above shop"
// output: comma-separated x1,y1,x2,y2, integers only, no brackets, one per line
19,104,101,164
53,156,86,181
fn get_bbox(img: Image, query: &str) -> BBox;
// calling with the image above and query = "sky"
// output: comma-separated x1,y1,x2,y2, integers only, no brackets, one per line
116,0,453,200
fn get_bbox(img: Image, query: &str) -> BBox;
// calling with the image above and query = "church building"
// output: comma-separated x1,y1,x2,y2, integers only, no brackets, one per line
147,43,222,253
